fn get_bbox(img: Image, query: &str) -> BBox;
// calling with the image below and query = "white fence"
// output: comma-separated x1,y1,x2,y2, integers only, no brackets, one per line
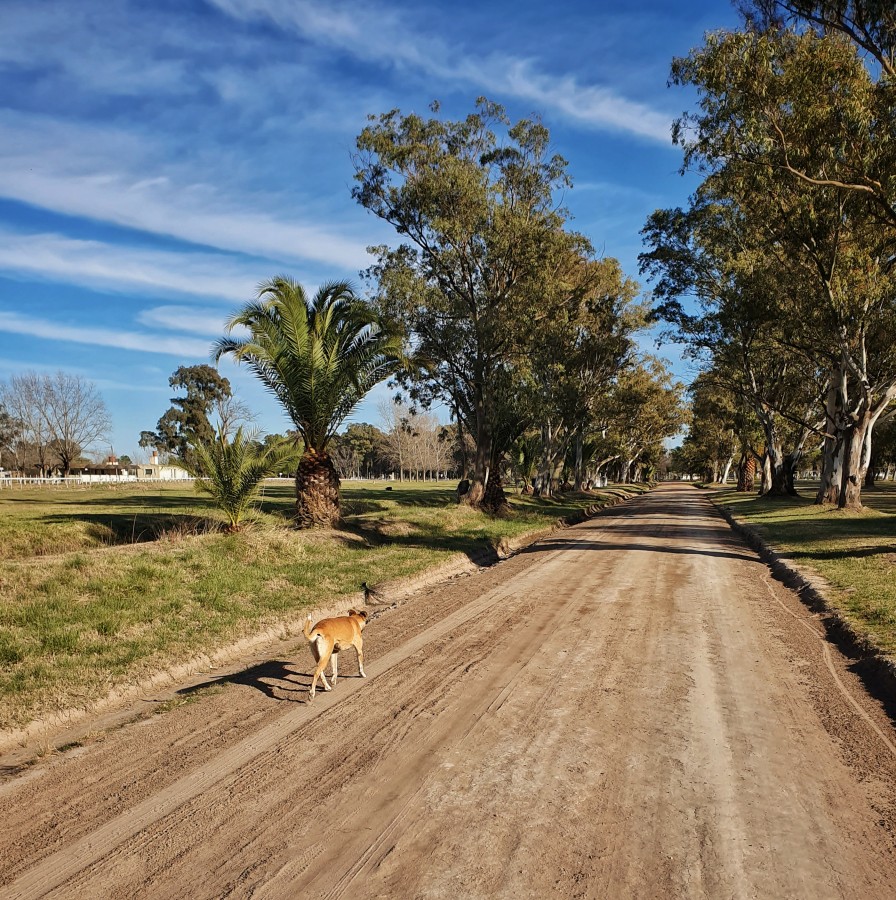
0,475,194,488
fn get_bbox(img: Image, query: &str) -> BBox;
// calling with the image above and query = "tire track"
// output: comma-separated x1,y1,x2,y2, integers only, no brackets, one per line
0,546,573,900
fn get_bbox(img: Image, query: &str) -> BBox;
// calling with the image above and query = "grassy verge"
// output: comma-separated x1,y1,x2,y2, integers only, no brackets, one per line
0,480,649,731
709,480,896,657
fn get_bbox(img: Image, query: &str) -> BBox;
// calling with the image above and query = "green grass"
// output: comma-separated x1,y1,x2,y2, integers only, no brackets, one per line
0,479,648,731
0,481,226,558
711,479,896,656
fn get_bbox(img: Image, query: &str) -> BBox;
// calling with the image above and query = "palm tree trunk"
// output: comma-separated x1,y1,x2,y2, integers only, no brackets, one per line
295,449,341,527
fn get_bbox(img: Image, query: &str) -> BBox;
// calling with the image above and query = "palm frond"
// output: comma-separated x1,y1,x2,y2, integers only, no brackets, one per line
216,277,405,453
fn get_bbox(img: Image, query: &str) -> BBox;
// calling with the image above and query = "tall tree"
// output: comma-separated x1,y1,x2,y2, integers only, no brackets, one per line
670,27,896,507
641,189,825,496
354,98,586,510
215,277,404,527
40,372,112,475
141,365,233,461
602,361,686,483
526,255,643,496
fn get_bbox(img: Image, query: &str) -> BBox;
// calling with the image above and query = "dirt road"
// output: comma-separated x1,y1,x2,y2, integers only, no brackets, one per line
2,484,895,899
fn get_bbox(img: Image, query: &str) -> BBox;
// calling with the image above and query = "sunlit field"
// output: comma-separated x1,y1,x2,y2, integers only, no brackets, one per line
0,478,649,732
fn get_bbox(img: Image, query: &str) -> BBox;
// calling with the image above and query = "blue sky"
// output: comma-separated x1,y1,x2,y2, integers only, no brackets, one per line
0,0,741,459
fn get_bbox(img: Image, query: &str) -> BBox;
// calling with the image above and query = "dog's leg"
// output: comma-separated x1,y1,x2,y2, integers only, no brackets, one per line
330,651,338,684
356,641,366,679
309,640,333,700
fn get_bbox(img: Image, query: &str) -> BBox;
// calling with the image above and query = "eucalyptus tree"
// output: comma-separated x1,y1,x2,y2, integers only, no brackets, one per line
742,0,895,79
601,360,686,483
527,254,642,496
354,98,587,510
154,366,232,458
670,26,896,507
682,374,740,484
215,277,404,527
641,189,824,496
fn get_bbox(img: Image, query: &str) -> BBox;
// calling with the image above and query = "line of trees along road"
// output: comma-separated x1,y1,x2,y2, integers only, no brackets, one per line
354,98,683,509
641,1,896,509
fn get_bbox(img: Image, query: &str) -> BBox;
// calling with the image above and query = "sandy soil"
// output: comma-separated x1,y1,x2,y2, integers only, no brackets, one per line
1,483,895,899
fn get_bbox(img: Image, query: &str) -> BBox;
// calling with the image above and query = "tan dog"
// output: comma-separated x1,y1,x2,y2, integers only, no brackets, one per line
303,609,368,700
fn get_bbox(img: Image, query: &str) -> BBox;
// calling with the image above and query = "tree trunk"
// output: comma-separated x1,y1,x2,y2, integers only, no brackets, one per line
816,373,845,505
720,455,734,486
759,452,772,495
461,398,492,508
837,414,875,510
737,453,755,492
295,449,341,527
481,470,508,513
816,431,843,504
573,430,584,492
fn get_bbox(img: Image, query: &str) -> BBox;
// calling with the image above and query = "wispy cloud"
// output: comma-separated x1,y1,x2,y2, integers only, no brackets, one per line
0,229,269,301
0,358,169,393
0,312,212,358
0,112,371,271
208,0,673,142
137,305,234,336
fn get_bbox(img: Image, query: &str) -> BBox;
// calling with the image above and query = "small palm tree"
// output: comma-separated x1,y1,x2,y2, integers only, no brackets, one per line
187,426,298,531
215,277,403,527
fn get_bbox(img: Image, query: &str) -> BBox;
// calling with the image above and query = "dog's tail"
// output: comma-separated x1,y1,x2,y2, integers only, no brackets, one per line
303,614,317,642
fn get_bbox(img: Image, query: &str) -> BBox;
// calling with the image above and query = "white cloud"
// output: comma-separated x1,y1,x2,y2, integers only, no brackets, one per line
208,0,673,142
0,312,213,358
0,229,267,301
137,306,234,336
0,111,371,272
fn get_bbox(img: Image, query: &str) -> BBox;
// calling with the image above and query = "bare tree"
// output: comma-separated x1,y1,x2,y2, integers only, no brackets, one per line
378,401,449,480
43,372,111,474
13,372,112,475
1,374,53,475
212,394,257,439
377,400,414,481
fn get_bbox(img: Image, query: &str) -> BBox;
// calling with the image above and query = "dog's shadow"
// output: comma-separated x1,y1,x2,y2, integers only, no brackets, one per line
176,657,364,704
175,658,311,703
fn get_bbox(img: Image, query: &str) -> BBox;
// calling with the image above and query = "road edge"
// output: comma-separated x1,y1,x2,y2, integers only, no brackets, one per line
710,495,896,710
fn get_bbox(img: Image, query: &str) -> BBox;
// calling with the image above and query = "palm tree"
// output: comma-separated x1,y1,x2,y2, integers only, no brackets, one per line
187,426,298,531
214,277,404,527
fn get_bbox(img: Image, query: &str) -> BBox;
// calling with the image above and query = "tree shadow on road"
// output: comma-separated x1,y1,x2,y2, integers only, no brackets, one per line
519,539,759,564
